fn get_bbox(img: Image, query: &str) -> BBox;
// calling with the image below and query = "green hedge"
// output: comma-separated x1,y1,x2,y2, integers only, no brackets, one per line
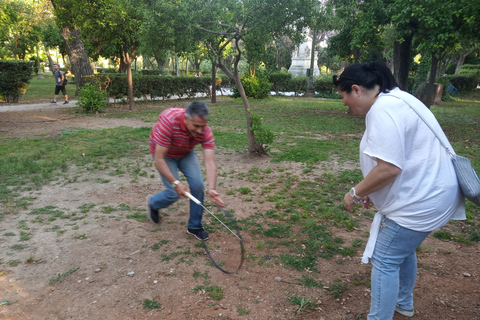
232,75,272,99
269,72,292,96
0,60,34,102
442,74,479,92
84,74,211,101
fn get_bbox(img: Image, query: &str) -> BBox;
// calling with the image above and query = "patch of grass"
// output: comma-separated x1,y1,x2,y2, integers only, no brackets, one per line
326,278,350,299
48,267,80,285
192,283,225,300
28,206,69,219
238,187,251,194
237,306,250,315
151,240,170,251
433,230,453,241
143,299,162,310
298,275,323,288
288,295,316,313
161,248,191,262
78,203,95,213
19,231,32,241
263,224,291,238
8,260,21,266
100,205,116,214
126,212,149,222
9,244,27,250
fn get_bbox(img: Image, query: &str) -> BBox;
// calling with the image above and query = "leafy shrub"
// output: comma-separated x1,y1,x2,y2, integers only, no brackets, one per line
84,74,210,102
287,76,308,96
96,67,118,73
77,83,107,113
443,74,478,92
268,72,292,96
232,75,271,99
0,60,34,102
139,69,162,75
314,76,335,93
316,92,342,99
249,110,275,152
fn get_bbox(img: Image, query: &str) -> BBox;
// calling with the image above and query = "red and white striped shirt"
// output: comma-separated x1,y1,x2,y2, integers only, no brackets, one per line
149,108,215,158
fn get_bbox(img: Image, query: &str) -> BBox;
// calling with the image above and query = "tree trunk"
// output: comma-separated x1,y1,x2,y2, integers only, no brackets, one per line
425,52,439,108
211,60,217,104
123,51,135,110
393,33,413,91
45,47,55,74
216,55,267,156
455,49,473,74
353,48,360,64
119,58,128,73
58,28,93,95
50,0,93,95
154,53,167,71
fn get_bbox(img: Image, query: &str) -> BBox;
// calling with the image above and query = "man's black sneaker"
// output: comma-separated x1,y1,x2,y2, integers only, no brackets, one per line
146,195,161,224
63,101,69,105
187,228,209,241
50,101,57,104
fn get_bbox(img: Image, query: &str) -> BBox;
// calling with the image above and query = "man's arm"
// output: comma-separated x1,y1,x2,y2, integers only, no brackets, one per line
203,148,225,207
153,144,189,197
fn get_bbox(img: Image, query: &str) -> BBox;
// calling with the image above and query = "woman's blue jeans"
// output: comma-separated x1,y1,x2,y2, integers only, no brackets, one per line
150,151,205,229
368,217,430,320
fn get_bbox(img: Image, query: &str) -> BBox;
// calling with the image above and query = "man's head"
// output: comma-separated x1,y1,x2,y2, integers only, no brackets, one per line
184,101,209,138
53,64,59,71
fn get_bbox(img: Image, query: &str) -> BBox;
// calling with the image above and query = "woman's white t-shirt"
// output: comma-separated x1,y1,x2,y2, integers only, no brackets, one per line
360,88,465,263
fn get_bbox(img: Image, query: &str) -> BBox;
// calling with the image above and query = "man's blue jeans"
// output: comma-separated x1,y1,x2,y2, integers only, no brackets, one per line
368,217,430,320
150,151,205,229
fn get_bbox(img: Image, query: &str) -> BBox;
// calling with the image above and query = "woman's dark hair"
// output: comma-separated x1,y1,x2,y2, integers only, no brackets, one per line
333,61,398,94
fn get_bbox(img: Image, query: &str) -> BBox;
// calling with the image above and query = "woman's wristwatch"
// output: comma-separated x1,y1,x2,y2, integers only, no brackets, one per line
349,187,363,204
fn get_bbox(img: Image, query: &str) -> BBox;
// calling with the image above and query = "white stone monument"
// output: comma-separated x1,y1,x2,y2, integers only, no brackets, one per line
288,33,320,77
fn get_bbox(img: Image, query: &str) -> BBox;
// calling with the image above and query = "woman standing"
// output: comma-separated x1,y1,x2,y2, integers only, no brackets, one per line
333,62,465,319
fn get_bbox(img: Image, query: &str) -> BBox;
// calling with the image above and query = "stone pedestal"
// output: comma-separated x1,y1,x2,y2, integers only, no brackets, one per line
288,34,319,77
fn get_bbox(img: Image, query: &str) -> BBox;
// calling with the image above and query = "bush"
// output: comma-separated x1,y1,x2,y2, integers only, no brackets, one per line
287,76,308,96
268,72,292,96
232,75,271,99
139,69,162,75
0,60,34,102
77,82,107,113
314,77,335,93
249,110,275,152
442,74,479,92
84,74,211,102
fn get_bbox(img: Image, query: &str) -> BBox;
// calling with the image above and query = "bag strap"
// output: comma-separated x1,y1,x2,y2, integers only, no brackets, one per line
384,91,454,157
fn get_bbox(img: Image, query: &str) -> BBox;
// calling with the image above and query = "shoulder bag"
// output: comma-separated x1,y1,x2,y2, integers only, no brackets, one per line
387,92,480,207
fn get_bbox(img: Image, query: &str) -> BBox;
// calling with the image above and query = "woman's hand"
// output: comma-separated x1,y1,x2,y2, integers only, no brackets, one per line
362,195,372,209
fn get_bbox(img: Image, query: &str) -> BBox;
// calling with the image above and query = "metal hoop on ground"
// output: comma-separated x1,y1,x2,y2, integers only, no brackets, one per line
185,192,245,274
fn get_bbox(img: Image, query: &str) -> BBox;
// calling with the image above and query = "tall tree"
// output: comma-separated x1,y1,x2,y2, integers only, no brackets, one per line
50,0,93,93
59,0,143,109
391,0,480,105
0,0,42,60
189,0,316,155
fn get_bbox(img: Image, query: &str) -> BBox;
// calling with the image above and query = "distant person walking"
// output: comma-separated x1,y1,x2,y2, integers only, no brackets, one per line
51,64,69,104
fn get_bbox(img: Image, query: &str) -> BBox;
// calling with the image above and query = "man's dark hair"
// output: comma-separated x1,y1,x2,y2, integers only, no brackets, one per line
185,101,209,120
333,61,398,94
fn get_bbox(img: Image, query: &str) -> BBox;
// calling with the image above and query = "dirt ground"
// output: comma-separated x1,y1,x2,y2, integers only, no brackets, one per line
0,102,479,320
